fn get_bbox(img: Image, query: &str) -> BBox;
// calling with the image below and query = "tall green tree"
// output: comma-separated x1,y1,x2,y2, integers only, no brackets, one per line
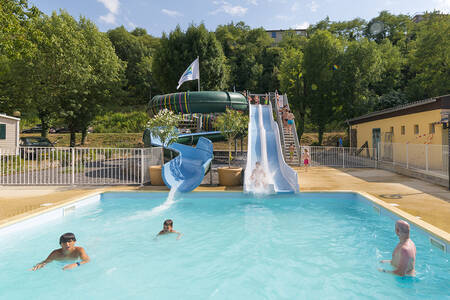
278,47,307,140
61,17,125,146
406,13,450,100
107,26,159,104
215,22,274,92
11,11,88,137
153,24,227,93
334,38,382,121
303,30,343,144
0,0,40,115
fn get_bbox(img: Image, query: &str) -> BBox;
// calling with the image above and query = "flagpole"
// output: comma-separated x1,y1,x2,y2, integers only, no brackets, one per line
197,56,200,91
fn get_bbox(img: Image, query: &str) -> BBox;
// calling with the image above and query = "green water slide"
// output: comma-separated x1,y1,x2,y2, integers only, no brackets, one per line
147,91,248,116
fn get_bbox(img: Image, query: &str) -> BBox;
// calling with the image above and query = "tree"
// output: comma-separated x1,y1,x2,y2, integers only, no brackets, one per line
215,22,273,92
334,38,382,121
107,26,159,104
10,11,88,138
153,24,228,93
406,13,450,100
214,108,248,167
0,0,40,115
364,11,411,47
278,47,307,140
303,30,343,144
146,109,182,166
60,16,125,146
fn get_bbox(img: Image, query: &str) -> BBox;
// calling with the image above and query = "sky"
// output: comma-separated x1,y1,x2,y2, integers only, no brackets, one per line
30,0,450,36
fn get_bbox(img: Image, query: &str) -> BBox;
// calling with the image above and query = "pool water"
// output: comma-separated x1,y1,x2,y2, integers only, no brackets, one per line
0,192,448,299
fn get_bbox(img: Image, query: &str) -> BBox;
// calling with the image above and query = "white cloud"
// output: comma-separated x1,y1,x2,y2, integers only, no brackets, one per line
291,2,300,11
434,0,450,12
292,22,310,29
99,12,116,24
308,1,319,12
97,0,120,14
162,9,182,17
211,1,248,16
97,0,120,24
275,14,293,20
247,0,258,5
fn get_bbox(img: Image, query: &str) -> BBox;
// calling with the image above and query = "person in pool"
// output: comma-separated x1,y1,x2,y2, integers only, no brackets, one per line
158,219,182,240
250,161,268,188
379,220,416,276
31,232,90,271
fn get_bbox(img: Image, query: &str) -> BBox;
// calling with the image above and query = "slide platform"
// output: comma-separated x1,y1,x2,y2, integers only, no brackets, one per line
244,104,299,193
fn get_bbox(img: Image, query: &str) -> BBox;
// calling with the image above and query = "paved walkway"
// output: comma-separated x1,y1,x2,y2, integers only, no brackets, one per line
1,168,449,236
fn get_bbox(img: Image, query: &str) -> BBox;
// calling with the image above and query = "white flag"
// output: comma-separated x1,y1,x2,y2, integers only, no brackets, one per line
177,58,199,89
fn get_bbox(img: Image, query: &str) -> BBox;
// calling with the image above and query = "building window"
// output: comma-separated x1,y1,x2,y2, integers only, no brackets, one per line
390,126,394,134
401,125,405,135
0,123,5,139
429,123,435,134
414,124,419,134
271,32,276,38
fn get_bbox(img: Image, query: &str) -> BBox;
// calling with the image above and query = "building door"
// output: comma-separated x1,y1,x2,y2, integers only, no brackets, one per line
372,128,381,159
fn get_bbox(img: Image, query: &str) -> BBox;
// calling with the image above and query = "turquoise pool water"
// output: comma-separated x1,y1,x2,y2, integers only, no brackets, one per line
0,192,448,299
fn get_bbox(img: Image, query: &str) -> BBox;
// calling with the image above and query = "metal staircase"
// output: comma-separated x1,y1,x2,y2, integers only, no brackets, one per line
270,93,301,166
247,92,301,166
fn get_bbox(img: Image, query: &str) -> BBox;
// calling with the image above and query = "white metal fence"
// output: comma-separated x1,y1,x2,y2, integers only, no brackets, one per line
300,146,378,168
379,142,449,177
1,144,448,185
0,147,162,185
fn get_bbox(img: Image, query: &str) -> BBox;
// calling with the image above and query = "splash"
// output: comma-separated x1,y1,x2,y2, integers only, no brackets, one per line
128,182,180,219
149,182,179,215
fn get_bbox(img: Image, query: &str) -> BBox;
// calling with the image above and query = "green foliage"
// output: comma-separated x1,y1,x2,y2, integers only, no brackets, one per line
303,30,343,145
215,22,275,92
406,13,450,100
107,26,159,104
93,111,148,133
146,109,182,149
278,47,306,139
214,108,248,167
153,24,227,93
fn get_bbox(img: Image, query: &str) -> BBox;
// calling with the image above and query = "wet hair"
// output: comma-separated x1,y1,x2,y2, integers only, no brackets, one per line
163,219,173,227
59,232,76,244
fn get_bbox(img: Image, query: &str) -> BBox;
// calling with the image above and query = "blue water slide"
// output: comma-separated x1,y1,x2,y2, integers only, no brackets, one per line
149,133,213,192
244,104,299,193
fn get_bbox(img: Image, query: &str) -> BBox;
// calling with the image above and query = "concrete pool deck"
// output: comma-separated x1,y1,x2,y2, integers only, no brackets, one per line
1,167,449,240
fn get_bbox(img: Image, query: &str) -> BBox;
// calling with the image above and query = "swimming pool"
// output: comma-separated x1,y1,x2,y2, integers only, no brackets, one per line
0,192,448,299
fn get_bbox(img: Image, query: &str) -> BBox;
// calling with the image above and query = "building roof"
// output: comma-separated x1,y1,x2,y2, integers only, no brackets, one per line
265,29,307,32
0,113,21,121
347,94,450,125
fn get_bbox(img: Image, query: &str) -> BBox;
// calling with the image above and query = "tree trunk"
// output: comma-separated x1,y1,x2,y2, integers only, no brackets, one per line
38,111,49,138
228,140,232,168
81,127,88,145
318,126,324,145
70,131,76,148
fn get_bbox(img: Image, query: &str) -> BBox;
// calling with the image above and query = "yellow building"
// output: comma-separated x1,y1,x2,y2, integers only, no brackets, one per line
348,95,449,172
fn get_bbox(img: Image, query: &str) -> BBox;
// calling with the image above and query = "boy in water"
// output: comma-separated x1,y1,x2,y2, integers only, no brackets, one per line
31,232,90,271
158,219,182,240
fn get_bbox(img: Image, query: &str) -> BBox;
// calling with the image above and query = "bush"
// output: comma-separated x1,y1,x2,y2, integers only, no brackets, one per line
93,111,148,133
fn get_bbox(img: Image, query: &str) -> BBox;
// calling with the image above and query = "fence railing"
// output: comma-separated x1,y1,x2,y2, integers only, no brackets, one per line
379,142,448,177
300,146,378,168
1,143,448,185
0,147,162,185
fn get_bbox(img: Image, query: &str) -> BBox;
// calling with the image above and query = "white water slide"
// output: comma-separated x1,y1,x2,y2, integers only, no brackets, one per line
244,104,299,193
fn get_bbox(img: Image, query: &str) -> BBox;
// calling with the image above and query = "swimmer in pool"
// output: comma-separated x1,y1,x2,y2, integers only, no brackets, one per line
31,232,90,271
250,161,268,188
158,219,182,240
379,220,416,276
